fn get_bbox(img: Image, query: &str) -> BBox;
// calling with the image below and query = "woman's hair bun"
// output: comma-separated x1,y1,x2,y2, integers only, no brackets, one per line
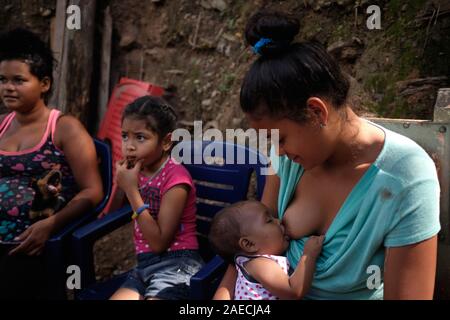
245,10,300,57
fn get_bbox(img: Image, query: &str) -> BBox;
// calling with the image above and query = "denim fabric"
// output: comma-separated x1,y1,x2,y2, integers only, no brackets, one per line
121,249,204,299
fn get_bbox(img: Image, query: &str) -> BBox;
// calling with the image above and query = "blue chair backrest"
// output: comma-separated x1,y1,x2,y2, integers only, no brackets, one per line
93,139,113,214
174,140,268,260
43,139,112,299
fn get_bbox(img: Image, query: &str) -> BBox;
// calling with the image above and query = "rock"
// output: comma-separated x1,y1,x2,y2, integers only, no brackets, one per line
328,37,363,52
373,93,384,102
216,38,231,57
307,0,332,11
200,0,228,12
204,83,212,91
40,8,52,17
202,99,212,107
164,69,185,76
222,33,239,42
216,33,241,57
393,77,449,118
396,77,449,96
119,25,139,49
327,37,364,63
204,120,219,130
327,40,346,53
232,117,242,127
336,0,354,6
200,0,211,9
145,48,165,62
340,47,361,62
211,90,220,98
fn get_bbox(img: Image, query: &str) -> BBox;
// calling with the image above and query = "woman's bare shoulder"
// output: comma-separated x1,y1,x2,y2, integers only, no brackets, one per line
56,114,86,130
54,114,91,148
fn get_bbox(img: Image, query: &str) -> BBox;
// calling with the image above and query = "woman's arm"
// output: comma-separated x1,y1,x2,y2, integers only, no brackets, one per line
11,116,103,255
49,116,104,227
384,235,438,299
213,264,237,300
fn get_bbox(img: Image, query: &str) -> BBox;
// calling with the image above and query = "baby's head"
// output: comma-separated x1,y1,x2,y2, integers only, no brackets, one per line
121,96,178,168
209,200,289,263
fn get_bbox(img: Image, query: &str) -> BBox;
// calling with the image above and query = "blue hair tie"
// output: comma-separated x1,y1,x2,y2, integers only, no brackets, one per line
252,38,272,55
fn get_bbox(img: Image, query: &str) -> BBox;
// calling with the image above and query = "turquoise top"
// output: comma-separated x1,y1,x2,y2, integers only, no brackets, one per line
270,121,441,299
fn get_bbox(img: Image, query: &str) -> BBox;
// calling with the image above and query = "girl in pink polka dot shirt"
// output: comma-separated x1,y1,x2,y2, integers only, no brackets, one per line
110,96,204,300
209,200,323,300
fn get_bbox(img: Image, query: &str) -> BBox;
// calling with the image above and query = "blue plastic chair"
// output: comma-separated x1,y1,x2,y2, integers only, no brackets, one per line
44,138,112,299
71,140,268,300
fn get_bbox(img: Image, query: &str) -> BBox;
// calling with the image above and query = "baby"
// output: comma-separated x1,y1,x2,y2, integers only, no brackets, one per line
209,200,324,300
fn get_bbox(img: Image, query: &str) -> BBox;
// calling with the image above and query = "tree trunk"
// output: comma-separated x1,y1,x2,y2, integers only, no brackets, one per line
50,0,97,128
97,6,112,132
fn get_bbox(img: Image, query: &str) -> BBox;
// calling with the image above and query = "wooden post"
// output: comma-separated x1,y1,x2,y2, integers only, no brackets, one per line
49,0,68,111
97,6,112,132
49,0,97,127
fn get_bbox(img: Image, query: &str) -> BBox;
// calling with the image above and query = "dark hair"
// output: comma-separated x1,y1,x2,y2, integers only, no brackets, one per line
0,28,55,104
241,10,350,123
208,200,266,263
208,203,244,264
122,95,178,140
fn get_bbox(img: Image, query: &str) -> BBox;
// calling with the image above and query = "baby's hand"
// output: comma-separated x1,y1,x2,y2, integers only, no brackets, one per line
303,235,324,259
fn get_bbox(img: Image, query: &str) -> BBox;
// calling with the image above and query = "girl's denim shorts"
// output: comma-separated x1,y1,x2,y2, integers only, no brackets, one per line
120,249,204,300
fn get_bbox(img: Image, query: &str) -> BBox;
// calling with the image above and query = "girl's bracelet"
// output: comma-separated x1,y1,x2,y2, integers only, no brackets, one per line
131,204,150,220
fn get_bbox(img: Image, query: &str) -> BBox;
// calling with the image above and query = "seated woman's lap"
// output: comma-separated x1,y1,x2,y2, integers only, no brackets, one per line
0,243,46,299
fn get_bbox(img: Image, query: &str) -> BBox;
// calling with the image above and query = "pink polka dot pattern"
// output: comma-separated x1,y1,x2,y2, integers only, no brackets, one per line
133,158,199,255
234,254,290,300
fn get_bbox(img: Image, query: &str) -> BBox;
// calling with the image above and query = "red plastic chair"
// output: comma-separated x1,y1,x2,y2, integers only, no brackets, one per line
97,77,164,214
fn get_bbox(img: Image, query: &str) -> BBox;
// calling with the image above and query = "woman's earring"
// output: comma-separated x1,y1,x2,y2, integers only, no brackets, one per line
320,123,326,129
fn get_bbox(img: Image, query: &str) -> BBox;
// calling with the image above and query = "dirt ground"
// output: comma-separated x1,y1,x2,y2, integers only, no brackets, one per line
93,222,136,282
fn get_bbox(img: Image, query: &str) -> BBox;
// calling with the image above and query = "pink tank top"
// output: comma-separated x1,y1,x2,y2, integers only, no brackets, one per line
0,110,76,242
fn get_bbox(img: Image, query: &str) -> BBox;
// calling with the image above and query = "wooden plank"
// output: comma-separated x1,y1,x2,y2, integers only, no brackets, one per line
97,6,112,132
49,0,67,110
55,0,97,124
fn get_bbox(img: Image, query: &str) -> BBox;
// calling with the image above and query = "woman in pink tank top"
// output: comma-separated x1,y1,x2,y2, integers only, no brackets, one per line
0,28,103,298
